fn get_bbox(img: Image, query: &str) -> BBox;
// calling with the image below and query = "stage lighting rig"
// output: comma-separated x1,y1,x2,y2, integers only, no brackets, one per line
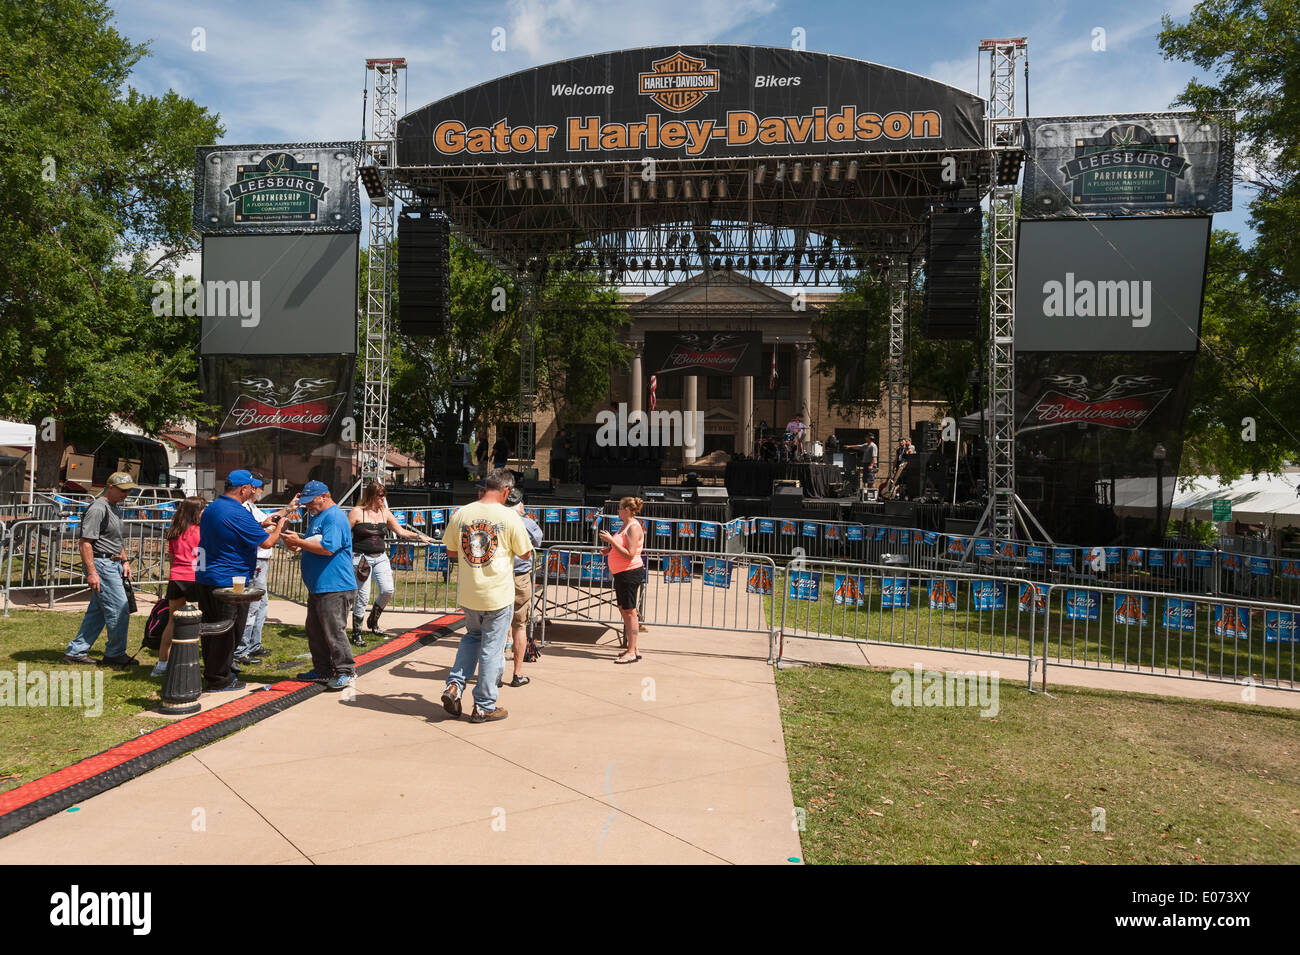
358,164,385,199
996,149,1025,185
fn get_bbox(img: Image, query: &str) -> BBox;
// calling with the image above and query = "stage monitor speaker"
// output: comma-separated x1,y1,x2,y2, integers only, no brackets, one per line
924,203,981,341
398,213,450,336
553,483,585,500
771,486,804,517
945,518,979,536
694,487,729,503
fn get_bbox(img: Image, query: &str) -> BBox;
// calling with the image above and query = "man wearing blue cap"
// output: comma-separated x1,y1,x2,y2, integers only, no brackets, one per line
196,469,289,692
281,481,356,691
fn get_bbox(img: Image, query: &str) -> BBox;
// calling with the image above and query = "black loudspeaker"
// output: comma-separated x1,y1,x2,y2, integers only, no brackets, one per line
924,203,981,341
912,421,942,452
771,486,804,517
610,485,642,500
902,453,931,498
398,213,450,336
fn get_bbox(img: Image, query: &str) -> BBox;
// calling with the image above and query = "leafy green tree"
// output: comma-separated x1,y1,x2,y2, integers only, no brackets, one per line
0,0,223,485
1160,1,1300,478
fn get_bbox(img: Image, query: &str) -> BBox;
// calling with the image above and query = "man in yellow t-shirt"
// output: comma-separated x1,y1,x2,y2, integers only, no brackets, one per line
440,469,533,723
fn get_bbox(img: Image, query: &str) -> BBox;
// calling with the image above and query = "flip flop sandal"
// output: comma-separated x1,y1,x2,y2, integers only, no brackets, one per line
613,655,642,664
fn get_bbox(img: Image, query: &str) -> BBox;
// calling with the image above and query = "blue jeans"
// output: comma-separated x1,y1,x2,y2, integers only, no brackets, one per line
447,605,511,713
352,552,395,623
236,559,269,656
67,558,130,658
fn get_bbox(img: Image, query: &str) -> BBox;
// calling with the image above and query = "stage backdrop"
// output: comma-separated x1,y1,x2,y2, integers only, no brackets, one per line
643,331,763,378
193,143,362,235
1021,112,1233,218
200,234,358,355
1014,217,1209,352
398,46,984,166
198,356,354,493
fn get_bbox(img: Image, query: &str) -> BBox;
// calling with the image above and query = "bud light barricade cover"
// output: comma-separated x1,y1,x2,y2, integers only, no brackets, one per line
1163,597,1197,632
834,573,867,607
1114,594,1150,626
426,545,449,572
701,558,732,588
928,578,958,610
1212,605,1250,639
880,577,911,608
1018,583,1047,615
788,570,820,601
1264,611,1298,643
970,580,1006,611
1063,589,1101,621
580,553,611,583
746,565,773,595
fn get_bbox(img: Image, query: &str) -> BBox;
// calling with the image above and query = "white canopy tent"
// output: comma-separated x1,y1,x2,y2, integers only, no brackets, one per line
1113,472,1300,529
0,419,36,507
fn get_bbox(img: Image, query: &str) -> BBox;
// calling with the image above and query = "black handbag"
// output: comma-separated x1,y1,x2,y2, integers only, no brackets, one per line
354,555,371,585
123,576,138,614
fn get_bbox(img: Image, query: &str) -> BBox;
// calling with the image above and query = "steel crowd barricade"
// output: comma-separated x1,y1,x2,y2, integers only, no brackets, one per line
1040,581,1297,691
537,545,778,656
2,518,170,614
776,558,1040,687
265,539,463,615
746,517,873,562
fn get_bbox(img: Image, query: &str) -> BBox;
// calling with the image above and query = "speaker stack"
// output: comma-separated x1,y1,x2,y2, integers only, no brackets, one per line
398,212,451,336
772,484,804,517
924,203,981,341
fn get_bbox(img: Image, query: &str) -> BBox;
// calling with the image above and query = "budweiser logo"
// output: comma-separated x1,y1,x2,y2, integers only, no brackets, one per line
1021,374,1170,433
660,332,751,374
217,377,343,438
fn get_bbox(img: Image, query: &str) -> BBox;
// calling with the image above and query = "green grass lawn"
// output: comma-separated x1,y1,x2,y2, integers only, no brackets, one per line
777,664,1300,864
0,608,397,796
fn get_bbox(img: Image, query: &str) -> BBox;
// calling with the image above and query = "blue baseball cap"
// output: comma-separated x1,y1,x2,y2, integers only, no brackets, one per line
227,469,263,488
298,480,329,505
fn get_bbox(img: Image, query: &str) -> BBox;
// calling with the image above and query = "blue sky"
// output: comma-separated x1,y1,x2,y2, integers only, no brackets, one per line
108,0,1254,239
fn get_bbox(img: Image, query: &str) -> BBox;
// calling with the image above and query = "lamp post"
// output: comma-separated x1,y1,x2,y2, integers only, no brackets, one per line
1153,443,1167,544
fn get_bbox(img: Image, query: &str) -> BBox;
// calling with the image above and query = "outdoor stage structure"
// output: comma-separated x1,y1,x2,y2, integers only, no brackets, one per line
192,42,1233,544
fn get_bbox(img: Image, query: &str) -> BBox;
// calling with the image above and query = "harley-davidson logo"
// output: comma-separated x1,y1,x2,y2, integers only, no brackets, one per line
638,52,720,113
1020,374,1171,433
218,377,344,438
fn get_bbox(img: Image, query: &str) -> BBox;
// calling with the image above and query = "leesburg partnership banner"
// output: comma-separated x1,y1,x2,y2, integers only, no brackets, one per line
398,46,985,165
643,331,763,378
194,142,362,235
1021,112,1233,217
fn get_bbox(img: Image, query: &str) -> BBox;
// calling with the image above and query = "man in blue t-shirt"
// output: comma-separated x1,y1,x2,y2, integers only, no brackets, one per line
280,481,356,691
196,469,288,692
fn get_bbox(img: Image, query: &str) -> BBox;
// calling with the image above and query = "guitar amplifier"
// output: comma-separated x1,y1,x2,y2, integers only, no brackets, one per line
860,487,879,503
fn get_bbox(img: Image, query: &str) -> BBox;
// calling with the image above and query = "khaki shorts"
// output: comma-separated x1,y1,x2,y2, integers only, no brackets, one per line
512,573,532,628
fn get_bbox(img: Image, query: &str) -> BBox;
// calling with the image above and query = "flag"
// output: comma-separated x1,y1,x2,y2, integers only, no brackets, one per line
769,346,777,391
649,374,657,411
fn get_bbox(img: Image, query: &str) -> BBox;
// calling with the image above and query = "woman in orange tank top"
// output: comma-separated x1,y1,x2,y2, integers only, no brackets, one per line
599,496,645,663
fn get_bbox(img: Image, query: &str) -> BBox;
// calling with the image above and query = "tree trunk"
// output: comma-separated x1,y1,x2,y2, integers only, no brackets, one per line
33,415,63,491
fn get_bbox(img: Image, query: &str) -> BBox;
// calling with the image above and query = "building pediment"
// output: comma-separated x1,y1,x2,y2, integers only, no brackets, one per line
629,271,795,310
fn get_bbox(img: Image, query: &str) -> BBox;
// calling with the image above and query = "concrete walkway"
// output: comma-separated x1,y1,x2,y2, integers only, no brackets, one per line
0,604,804,865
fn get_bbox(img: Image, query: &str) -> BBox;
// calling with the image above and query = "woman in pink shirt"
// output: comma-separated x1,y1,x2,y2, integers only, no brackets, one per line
599,496,645,664
154,496,206,677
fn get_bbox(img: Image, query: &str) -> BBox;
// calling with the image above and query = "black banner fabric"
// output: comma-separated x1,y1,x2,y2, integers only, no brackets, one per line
198,355,355,493
1021,112,1233,218
398,46,985,166
643,330,763,377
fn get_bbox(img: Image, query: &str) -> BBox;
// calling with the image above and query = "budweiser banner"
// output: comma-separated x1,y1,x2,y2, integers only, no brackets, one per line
643,331,762,378
1021,112,1233,217
398,46,984,166
198,355,355,490
194,143,362,235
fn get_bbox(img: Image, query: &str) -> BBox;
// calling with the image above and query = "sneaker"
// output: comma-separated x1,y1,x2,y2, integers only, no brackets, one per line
245,646,268,658
207,679,245,693
324,672,356,692
63,653,96,665
507,674,530,688
101,654,140,668
233,655,255,665
294,669,329,683
469,705,508,724
440,683,463,718
150,661,168,678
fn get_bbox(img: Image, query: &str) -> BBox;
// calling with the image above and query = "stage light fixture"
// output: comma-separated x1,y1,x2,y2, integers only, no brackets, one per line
829,160,841,181
523,169,536,189
775,253,788,268
754,163,767,184
358,164,385,199
812,162,823,183
647,180,657,199
630,178,641,200
506,171,520,191
792,162,803,184
541,169,553,190
711,257,721,270
699,179,710,199
593,168,606,188
682,178,694,199
775,162,787,183
665,179,676,198
559,169,570,190
575,168,586,187
846,160,859,181
716,177,727,198
997,149,1025,185
762,256,771,269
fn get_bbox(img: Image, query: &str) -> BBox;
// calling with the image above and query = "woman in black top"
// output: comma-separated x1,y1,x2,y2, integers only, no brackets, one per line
347,482,433,645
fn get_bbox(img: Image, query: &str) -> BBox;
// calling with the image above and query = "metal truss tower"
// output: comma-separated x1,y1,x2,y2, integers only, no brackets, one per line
981,38,1027,540
518,282,538,466
357,57,406,486
886,254,910,457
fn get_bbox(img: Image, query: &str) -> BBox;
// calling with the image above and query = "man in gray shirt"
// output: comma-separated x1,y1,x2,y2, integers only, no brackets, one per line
64,472,139,667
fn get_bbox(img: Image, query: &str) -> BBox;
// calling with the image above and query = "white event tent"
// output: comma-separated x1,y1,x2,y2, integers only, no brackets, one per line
0,419,36,507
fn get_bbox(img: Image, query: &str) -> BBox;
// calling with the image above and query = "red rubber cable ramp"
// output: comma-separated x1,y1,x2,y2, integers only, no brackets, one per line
0,612,464,838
